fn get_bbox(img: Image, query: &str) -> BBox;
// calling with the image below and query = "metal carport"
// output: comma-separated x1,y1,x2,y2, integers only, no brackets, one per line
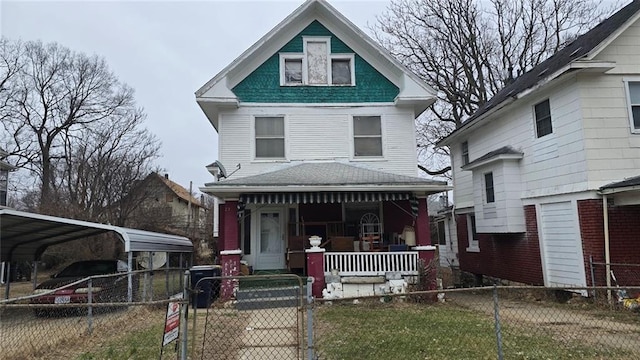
0,208,194,299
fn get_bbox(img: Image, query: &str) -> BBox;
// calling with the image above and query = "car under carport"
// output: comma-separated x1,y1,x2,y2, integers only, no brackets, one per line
0,208,194,300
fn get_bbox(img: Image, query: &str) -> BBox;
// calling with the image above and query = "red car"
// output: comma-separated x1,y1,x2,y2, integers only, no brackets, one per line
31,260,131,316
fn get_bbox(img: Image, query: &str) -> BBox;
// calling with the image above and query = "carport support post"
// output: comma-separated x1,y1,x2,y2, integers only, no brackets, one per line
306,244,326,298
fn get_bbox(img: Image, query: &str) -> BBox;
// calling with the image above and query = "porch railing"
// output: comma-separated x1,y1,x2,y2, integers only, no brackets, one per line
324,251,419,276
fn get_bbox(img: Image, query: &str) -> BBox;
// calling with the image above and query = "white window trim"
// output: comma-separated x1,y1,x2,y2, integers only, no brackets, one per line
279,54,306,86
279,36,355,87
623,77,640,134
350,115,385,160
533,98,553,138
329,53,355,86
466,214,479,252
484,171,495,204
252,115,288,162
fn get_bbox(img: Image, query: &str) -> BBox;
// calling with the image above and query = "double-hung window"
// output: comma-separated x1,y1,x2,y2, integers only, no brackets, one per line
625,80,640,133
534,99,553,138
255,117,285,159
484,172,495,203
461,141,469,165
353,116,382,157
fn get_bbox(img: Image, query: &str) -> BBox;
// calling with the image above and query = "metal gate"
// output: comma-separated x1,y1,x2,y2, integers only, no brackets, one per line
190,274,307,360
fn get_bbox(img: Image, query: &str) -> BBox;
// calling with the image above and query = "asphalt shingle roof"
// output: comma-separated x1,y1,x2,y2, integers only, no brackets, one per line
600,175,640,190
442,0,640,142
213,162,446,187
463,146,523,168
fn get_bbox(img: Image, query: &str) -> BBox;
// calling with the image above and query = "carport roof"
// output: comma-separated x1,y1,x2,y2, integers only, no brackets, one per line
0,208,193,262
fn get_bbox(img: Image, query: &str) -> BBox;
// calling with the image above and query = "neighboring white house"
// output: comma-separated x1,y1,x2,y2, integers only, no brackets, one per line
437,0,640,289
0,147,15,207
196,0,449,276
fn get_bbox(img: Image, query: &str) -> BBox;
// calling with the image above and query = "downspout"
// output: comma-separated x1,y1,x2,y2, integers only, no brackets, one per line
603,194,611,302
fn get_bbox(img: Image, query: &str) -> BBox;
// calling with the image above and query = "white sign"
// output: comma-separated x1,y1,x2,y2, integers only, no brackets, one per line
162,293,183,346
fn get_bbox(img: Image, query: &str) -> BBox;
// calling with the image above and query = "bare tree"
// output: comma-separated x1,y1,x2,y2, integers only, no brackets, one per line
0,39,156,212
373,0,616,176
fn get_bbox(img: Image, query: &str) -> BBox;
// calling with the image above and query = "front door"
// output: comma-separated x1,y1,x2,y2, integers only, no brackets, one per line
255,209,285,270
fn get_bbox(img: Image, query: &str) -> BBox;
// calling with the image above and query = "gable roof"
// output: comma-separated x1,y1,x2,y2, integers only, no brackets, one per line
438,0,640,146
150,173,203,208
195,0,437,130
200,162,449,198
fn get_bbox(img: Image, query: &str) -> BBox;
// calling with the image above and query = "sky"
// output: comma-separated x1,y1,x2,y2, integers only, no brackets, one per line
0,0,390,193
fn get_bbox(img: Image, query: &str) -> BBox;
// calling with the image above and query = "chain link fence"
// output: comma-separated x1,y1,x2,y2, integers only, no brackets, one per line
0,268,187,360
189,274,307,360
4,271,640,359
312,286,640,359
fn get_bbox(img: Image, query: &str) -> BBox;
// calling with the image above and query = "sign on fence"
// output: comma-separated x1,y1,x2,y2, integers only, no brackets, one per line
162,293,183,346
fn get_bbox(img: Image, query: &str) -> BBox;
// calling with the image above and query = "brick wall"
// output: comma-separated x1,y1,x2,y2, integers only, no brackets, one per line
456,206,544,285
578,199,640,287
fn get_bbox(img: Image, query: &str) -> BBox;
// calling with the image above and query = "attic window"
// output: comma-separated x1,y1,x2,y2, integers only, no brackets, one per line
279,37,355,86
284,58,303,84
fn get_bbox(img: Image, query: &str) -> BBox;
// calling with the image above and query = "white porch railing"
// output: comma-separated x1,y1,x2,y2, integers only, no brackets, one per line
324,251,419,276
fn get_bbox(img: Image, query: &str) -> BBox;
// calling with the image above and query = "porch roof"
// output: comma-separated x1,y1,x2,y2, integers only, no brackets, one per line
599,174,640,195
200,162,450,198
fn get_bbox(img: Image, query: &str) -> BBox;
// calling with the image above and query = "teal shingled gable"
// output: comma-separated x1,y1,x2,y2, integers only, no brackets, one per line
232,21,399,103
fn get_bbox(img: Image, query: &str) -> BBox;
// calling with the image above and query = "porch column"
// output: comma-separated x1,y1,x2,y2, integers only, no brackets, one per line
220,200,241,299
306,240,326,299
413,197,437,290
414,197,431,246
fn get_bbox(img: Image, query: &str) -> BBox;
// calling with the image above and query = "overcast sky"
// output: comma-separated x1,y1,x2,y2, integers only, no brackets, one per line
1,0,390,193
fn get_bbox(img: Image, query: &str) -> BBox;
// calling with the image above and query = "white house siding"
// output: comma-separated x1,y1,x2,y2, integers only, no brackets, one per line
472,160,525,233
450,146,473,209
593,17,640,74
217,105,420,179
452,77,588,210
580,18,640,187
438,216,459,267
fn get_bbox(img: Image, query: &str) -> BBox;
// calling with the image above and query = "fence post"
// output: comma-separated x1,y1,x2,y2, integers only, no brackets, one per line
87,277,93,335
589,255,596,301
180,270,190,360
306,277,315,360
493,285,503,360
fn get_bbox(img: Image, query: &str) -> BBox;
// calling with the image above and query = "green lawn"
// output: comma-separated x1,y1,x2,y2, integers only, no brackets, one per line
315,301,630,360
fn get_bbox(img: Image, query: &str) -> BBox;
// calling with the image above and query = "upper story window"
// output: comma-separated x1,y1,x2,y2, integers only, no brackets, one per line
280,37,355,86
461,141,469,165
484,172,495,203
255,116,285,159
534,99,553,138
625,80,640,133
353,116,382,157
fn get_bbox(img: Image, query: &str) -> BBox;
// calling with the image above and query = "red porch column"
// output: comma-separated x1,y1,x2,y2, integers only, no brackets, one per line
219,200,240,299
413,197,437,290
414,197,431,246
306,237,326,298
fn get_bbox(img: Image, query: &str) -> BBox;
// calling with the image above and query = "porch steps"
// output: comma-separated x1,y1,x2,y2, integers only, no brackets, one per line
236,286,301,310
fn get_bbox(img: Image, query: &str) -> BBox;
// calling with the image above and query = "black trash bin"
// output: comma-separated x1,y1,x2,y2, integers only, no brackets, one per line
190,265,221,308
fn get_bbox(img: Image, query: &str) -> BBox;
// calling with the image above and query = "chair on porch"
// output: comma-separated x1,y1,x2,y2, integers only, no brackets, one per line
359,213,382,251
